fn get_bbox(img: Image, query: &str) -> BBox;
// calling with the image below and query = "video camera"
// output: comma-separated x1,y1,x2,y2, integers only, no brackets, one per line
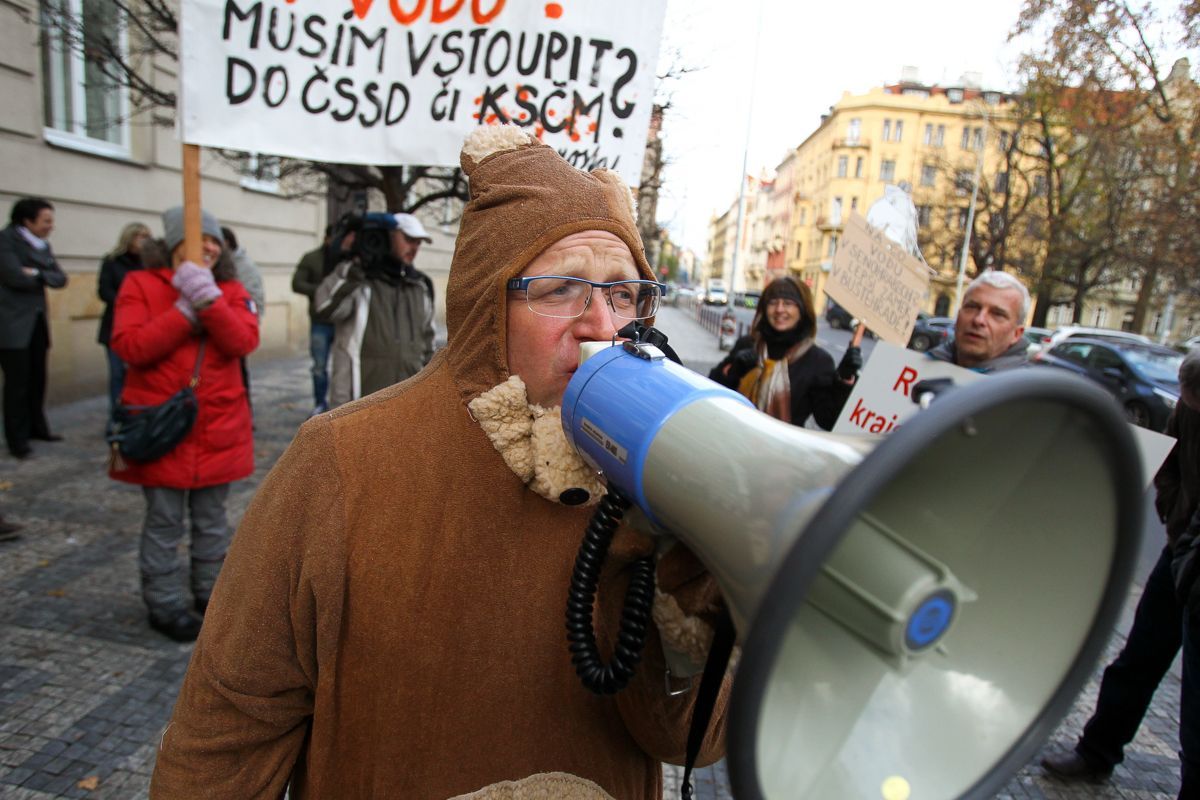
328,211,397,276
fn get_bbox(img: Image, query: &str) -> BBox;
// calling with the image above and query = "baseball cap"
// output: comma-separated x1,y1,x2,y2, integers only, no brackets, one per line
393,213,432,243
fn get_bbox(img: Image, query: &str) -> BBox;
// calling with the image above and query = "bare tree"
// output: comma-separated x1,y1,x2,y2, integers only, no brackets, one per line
1012,0,1200,331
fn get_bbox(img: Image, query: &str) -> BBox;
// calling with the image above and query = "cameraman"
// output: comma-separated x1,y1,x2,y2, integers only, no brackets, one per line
315,213,435,408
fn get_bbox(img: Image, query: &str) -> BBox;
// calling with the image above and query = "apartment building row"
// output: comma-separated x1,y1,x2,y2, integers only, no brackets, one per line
706,71,1199,341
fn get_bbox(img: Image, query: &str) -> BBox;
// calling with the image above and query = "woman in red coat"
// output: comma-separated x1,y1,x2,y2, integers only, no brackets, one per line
109,206,259,642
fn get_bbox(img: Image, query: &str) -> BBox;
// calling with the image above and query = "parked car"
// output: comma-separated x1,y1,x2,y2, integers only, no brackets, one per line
704,279,728,305
1044,325,1151,351
1180,335,1200,352
1032,337,1182,431
733,291,761,309
825,300,857,330
1023,326,1054,355
908,316,955,352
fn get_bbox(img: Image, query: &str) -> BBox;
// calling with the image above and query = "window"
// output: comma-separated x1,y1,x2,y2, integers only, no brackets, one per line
795,242,802,259
972,127,984,150
917,205,932,227
40,0,129,156
947,88,964,103
961,127,971,149
830,197,843,225
827,234,839,258
240,153,282,193
894,120,903,142
923,124,933,145
798,208,806,225
920,164,937,187
882,119,892,142
1032,174,1047,197
1092,306,1110,328
955,170,973,196
994,171,1009,193
880,159,896,182
935,125,945,146
855,156,863,178
837,156,848,178
847,118,861,144
998,131,1011,151
850,197,858,211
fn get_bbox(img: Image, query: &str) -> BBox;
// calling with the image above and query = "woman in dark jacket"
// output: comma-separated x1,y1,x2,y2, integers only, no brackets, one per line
98,222,150,410
708,275,860,429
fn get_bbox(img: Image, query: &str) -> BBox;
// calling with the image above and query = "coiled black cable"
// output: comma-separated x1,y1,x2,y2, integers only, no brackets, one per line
566,486,657,694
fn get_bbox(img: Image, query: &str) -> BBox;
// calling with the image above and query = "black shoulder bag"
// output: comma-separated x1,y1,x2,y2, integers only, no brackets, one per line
107,340,206,469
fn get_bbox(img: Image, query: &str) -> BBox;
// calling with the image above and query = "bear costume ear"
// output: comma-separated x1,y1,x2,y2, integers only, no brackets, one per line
460,126,539,173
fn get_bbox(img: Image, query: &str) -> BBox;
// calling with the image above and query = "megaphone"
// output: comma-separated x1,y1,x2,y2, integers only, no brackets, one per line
561,339,1143,800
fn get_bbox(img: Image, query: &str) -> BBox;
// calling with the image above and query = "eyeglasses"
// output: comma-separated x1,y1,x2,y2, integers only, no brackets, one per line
767,298,800,309
506,275,667,320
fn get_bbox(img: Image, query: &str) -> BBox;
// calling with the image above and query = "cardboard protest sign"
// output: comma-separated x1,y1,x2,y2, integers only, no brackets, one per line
834,342,1175,487
179,0,666,186
824,212,930,346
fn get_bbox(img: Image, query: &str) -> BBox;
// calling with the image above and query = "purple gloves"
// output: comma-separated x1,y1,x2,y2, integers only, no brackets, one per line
172,262,222,324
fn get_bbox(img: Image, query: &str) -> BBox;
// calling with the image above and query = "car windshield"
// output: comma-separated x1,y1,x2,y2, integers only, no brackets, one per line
1123,348,1183,383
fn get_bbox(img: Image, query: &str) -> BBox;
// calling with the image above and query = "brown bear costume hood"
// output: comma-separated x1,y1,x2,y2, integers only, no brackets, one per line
445,126,654,407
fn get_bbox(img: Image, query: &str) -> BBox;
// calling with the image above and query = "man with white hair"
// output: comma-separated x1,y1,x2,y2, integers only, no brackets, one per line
928,270,1030,372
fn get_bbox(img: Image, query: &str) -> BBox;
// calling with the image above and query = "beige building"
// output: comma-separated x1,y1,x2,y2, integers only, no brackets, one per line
712,70,1199,340
0,0,467,403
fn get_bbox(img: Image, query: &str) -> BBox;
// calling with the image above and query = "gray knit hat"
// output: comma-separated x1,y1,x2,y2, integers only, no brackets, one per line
161,206,222,253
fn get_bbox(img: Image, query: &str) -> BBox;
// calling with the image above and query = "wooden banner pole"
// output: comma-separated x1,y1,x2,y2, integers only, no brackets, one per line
851,322,866,348
181,143,203,263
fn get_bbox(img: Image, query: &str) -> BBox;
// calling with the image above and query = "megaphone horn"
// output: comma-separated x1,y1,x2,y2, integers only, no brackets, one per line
561,340,1142,800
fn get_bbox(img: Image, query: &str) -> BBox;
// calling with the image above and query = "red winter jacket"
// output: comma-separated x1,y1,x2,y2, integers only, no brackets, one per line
109,267,259,489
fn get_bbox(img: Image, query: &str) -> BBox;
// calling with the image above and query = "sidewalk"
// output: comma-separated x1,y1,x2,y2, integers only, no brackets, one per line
0,333,1184,799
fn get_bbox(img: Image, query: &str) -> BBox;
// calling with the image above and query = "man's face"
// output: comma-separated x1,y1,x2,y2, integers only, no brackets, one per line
954,283,1025,367
391,231,422,264
506,230,639,407
171,234,222,269
25,209,54,239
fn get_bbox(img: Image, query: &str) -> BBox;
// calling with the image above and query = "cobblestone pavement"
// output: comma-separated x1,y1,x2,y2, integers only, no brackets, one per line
0,313,1185,799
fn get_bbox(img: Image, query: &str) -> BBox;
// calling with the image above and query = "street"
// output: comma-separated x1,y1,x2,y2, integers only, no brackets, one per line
0,305,1183,800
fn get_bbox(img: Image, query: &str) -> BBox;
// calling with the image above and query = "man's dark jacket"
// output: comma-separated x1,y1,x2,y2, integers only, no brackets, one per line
0,224,68,348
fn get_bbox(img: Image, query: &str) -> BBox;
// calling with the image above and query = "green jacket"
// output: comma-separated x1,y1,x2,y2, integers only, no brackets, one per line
291,246,333,323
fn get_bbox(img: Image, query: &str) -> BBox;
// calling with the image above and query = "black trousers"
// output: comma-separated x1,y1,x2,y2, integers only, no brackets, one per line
1078,547,1189,774
0,315,51,455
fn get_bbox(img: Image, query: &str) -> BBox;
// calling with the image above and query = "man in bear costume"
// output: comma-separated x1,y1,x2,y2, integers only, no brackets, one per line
149,127,728,799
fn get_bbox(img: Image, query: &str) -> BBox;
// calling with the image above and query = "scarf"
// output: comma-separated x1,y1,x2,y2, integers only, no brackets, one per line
737,336,814,423
18,226,48,251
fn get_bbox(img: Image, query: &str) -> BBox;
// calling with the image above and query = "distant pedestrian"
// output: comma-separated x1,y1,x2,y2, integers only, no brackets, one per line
221,226,265,319
291,226,335,415
109,208,258,642
221,226,263,419
0,197,69,459
708,275,860,429
315,213,435,407
97,222,150,412
1043,350,1200,798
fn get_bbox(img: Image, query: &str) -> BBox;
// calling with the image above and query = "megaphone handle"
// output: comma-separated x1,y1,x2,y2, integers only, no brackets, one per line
680,609,735,800
565,488,656,695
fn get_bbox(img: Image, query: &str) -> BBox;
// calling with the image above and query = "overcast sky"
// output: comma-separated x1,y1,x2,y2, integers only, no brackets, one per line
655,0,1030,258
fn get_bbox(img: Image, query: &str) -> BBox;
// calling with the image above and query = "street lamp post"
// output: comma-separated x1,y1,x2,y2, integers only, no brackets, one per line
727,0,765,307
954,125,985,314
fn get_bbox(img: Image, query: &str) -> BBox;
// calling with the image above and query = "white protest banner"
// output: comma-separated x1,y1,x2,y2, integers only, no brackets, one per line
834,342,1175,486
179,0,666,186
824,212,930,346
